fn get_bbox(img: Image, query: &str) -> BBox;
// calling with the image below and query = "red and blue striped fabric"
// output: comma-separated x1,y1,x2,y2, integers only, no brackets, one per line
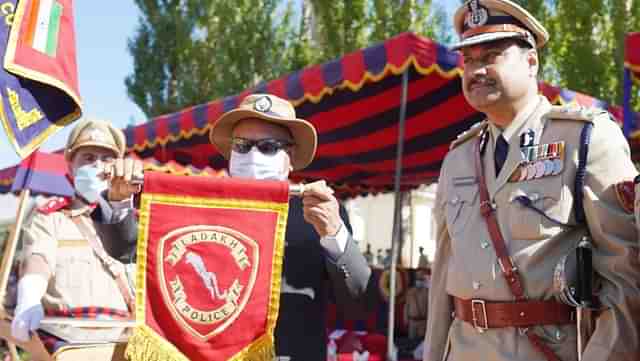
118,32,640,197
624,33,640,140
8,151,74,196
625,32,640,83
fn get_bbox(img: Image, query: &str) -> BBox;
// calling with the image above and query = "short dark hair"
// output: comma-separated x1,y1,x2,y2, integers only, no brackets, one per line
513,38,534,51
491,37,533,51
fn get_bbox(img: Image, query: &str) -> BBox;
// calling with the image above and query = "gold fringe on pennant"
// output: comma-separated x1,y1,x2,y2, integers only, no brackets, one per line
126,325,276,361
125,325,189,361
228,333,275,361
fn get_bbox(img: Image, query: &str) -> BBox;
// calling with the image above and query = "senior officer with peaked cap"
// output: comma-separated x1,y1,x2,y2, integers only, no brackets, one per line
11,119,142,348
211,94,373,361
424,1,640,361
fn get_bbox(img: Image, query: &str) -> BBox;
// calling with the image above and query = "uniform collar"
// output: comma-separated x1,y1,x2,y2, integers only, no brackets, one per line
65,197,97,217
488,95,543,145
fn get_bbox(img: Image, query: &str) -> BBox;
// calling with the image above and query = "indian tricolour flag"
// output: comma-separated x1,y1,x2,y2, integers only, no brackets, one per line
24,0,63,57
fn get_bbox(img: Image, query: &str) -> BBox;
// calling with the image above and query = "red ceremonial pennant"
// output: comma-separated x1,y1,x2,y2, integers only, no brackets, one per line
127,171,289,361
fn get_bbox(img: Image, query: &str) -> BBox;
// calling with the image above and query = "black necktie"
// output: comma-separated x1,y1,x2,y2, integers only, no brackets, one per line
494,134,509,176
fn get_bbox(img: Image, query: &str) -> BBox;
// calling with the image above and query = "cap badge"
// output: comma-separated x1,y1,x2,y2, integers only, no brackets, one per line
467,0,489,28
86,128,109,142
254,96,272,113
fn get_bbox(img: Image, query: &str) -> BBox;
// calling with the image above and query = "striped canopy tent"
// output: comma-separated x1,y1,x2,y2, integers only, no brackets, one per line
125,32,634,198
624,32,640,157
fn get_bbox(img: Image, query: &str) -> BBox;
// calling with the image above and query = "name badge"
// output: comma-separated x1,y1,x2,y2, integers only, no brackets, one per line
453,176,477,187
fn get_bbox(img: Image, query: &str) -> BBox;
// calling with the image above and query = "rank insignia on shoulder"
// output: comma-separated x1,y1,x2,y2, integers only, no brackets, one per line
614,180,635,214
547,105,606,122
37,197,72,215
509,141,565,182
450,121,488,150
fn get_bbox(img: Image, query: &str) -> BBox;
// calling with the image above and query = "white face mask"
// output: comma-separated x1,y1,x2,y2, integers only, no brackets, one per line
73,164,108,203
229,148,289,181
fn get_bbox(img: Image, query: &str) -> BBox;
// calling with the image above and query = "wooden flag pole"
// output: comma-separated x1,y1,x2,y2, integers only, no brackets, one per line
0,189,31,361
0,189,31,311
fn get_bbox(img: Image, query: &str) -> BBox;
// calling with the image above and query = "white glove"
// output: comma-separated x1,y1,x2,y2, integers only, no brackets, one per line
11,274,47,342
352,350,370,361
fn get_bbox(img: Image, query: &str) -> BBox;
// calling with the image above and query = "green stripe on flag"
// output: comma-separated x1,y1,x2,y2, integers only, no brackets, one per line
45,2,62,57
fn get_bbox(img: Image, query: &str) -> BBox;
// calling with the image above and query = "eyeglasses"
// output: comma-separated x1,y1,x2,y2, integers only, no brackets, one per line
231,137,293,155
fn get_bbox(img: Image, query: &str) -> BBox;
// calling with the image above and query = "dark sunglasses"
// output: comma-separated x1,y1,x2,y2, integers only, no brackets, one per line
231,137,293,155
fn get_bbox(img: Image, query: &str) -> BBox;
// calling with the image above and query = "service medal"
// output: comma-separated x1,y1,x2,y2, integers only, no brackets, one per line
526,164,537,180
518,164,529,182
543,159,555,177
551,158,563,175
534,161,546,178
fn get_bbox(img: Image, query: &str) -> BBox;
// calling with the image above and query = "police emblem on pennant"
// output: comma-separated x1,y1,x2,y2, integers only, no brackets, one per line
254,96,272,113
159,225,259,341
466,0,489,28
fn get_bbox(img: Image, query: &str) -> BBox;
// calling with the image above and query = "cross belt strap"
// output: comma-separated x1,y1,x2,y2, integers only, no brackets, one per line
473,132,563,361
70,215,136,316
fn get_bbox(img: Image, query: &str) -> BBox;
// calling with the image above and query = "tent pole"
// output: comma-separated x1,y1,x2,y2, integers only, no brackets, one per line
387,69,409,361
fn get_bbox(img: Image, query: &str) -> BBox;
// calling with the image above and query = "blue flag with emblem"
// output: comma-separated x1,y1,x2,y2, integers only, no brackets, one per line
0,0,81,158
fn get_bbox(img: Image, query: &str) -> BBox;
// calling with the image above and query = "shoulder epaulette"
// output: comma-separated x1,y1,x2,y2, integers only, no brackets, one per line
546,105,607,122
450,121,488,150
37,197,72,215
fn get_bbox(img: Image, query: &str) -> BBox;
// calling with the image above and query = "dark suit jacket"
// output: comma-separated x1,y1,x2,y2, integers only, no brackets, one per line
92,197,138,264
275,197,372,361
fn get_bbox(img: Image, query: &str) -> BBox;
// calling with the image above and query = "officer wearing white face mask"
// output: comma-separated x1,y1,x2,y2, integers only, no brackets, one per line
210,94,373,361
11,119,142,350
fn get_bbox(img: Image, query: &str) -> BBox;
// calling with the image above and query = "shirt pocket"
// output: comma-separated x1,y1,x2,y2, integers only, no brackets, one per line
507,175,568,240
55,246,93,291
445,185,478,240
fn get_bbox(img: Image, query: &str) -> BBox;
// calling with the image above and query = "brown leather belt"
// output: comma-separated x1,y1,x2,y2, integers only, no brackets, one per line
454,296,574,330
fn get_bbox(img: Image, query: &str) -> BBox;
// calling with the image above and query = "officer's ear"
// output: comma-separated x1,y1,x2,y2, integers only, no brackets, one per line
526,48,539,77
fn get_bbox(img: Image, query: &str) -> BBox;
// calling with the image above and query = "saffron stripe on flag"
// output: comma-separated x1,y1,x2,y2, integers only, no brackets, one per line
45,2,62,56
24,0,41,46
32,0,54,54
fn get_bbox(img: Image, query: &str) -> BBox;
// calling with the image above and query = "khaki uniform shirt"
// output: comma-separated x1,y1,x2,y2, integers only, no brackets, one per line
21,201,128,314
425,97,640,361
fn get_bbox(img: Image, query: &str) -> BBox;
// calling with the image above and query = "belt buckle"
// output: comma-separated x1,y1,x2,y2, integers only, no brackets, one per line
471,299,488,332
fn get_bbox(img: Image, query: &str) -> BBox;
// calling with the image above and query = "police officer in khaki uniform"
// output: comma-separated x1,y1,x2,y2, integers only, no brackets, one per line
404,268,429,340
425,1,640,361
11,119,142,345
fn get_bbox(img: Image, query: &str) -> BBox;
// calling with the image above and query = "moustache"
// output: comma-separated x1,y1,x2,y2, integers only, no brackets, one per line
468,77,497,90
